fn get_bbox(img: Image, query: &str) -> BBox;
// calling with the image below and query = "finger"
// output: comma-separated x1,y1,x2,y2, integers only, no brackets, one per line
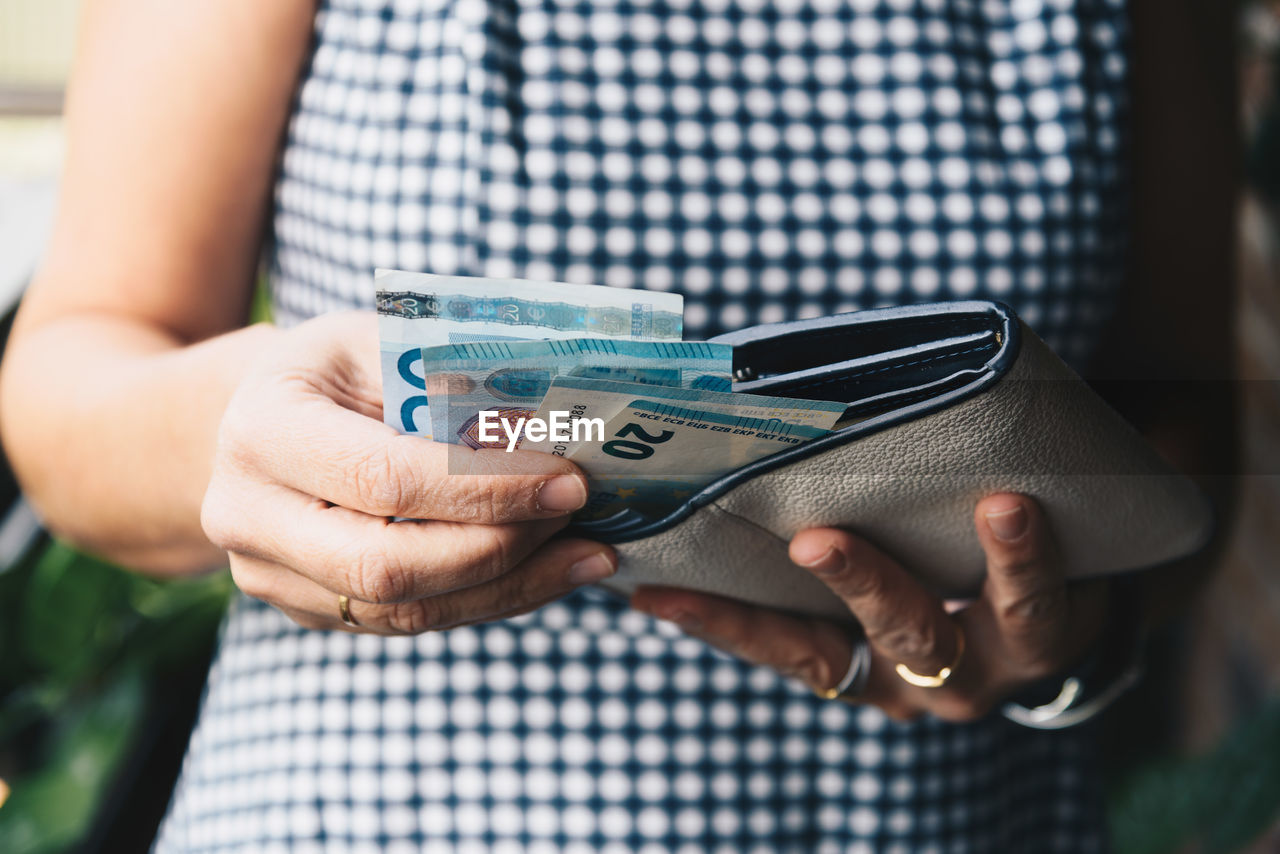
221,379,590,523
203,478,571,603
973,494,1071,666
232,538,617,635
630,586,853,693
630,586,924,718
790,528,960,678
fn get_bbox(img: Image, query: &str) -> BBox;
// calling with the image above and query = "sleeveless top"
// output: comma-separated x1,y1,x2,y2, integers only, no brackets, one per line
156,0,1128,850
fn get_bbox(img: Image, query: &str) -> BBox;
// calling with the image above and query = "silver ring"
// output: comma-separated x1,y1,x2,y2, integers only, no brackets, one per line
817,635,872,700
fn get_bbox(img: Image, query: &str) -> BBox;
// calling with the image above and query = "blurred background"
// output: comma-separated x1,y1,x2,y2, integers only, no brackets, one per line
0,1,1277,852
0,4,236,852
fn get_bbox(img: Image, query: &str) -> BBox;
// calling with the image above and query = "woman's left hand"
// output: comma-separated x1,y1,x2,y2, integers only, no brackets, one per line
630,493,1111,722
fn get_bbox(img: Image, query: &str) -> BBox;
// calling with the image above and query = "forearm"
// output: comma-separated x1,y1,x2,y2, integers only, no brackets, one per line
0,305,282,575
0,0,317,575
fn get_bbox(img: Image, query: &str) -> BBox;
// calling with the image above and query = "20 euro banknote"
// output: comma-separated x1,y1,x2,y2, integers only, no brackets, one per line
418,338,732,450
524,375,846,459
568,399,831,522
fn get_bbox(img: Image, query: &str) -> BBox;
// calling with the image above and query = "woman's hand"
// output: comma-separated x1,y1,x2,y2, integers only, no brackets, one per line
631,494,1108,721
201,311,617,634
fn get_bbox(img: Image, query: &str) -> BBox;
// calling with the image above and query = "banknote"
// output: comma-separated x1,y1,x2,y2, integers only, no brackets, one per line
419,339,733,450
375,269,684,437
568,399,831,522
524,376,847,458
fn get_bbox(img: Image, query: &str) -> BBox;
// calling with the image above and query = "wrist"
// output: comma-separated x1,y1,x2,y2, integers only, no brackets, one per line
1001,575,1147,729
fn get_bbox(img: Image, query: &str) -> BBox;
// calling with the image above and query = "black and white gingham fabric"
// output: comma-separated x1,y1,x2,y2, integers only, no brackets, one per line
157,0,1127,850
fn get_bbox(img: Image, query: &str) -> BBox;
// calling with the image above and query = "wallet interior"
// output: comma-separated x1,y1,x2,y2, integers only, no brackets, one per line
573,301,1018,540
724,304,1008,421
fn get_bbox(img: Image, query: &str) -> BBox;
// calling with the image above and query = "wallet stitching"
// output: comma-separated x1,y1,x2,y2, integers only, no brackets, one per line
745,316,987,347
776,343,997,393
847,383,962,413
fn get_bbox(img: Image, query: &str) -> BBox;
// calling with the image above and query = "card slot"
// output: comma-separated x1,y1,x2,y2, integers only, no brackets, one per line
724,309,1004,378
737,335,1000,410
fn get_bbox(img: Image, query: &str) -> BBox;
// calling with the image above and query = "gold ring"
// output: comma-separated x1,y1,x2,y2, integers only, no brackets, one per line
337,595,358,628
894,623,965,688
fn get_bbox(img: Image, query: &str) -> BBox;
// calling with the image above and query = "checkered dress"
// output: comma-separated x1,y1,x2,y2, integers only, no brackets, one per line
156,0,1128,850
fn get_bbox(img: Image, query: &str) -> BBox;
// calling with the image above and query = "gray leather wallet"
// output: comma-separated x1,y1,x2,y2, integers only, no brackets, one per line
573,301,1212,620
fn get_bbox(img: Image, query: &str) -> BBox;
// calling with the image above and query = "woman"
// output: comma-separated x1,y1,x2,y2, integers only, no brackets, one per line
0,0,1234,850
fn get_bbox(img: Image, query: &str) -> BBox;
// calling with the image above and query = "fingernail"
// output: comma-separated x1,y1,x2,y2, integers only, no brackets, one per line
538,475,588,512
661,608,702,633
986,505,1027,542
794,544,843,575
568,552,615,584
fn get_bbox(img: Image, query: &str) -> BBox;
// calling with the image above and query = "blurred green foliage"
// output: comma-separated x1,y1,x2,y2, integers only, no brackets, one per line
1109,698,1280,853
0,540,231,853
0,246,268,854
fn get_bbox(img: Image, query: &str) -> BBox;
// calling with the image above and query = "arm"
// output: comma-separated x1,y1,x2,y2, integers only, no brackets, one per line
0,0,314,573
0,0,616,634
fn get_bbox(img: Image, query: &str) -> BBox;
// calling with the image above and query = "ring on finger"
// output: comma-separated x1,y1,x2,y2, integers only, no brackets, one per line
894,622,965,688
816,634,873,700
337,595,359,628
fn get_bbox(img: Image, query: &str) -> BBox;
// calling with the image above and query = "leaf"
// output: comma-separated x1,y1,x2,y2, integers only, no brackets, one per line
0,539,231,852
1109,697,1280,854
19,542,127,679
0,669,147,854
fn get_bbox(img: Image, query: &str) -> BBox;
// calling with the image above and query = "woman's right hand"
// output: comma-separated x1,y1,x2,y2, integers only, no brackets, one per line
200,311,617,634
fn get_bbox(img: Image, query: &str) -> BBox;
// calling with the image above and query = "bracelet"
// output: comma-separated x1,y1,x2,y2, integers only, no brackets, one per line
1000,575,1146,730
1000,662,1144,730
